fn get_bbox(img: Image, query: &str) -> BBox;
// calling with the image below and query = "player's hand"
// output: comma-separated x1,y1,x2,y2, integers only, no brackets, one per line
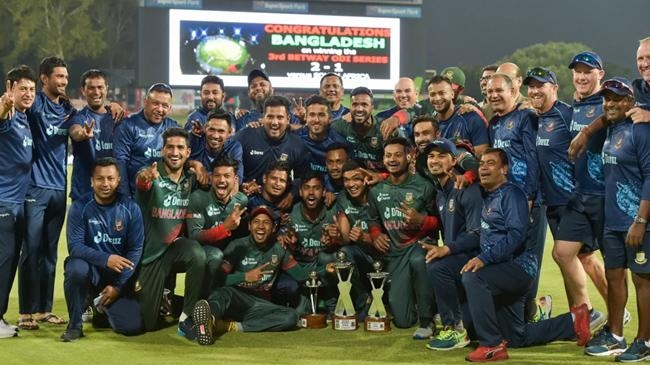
277,229,297,249
235,108,249,119
517,100,536,114
460,95,478,105
626,107,650,123
245,263,273,283
108,102,126,122
81,119,96,140
324,217,341,246
626,222,647,247
292,97,305,122
324,191,337,207
453,172,470,189
397,202,425,226
422,243,451,263
276,193,294,211
380,116,400,140
100,285,120,307
106,254,134,273
460,257,485,273
223,203,246,231
247,120,264,128
1,80,15,110
188,160,209,187
342,112,352,123
458,102,481,115
138,162,160,183
359,167,382,186
372,233,390,254
190,120,204,137
241,179,261,196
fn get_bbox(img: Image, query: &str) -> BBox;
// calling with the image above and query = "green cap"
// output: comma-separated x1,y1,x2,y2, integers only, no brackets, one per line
441,66,466,88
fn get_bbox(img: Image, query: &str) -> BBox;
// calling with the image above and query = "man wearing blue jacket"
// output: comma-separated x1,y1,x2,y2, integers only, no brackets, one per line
61,157,144,341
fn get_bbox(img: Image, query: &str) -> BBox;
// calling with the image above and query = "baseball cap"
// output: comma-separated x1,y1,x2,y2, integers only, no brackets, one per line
423,138,458,157
441,67,466,88
599,77,634,97
523,67,558,85
247,69,270,86
569,51,603,70
250,205,277,222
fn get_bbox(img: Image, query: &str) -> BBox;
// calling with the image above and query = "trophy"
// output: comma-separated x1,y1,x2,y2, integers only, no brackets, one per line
300,271,327,329
365,261,391,332
333,250,357,330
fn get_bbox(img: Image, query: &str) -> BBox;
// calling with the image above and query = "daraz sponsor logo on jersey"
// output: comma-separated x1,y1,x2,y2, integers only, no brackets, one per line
95,139,113,151
493,139,511,148
536,136,550,146
93,231,122,245
144,147,162,159
45,123,68,136
301,237,323,248
249,150,264,156
383,206,404,220
163,195,190,207
22,135,33,147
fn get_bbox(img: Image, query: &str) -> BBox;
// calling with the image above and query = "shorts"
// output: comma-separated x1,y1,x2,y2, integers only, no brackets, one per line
602,230,650,273
555,193,603,253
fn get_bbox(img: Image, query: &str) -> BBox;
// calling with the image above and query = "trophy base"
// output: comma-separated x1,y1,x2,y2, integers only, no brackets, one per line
300,314,327,329
333,314,357,331
364,317,391,332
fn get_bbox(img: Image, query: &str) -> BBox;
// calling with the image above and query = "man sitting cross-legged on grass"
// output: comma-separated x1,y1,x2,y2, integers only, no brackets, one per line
181,206,309,345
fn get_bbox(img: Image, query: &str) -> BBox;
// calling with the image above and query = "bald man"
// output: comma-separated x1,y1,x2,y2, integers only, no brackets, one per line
496,62,529,104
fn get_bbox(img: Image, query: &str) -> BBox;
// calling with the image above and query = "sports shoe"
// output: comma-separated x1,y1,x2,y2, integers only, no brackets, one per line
192,300,215,346
589,308,606,334
426,327,470,351
0,318,17,332
585,327,627,356
570,303,590,346
0,319,17,339
412,324,434,340
465,340,509,362
538,295,552,320
623,308,632,328
60,327,84,342
615,338,650,362
81,306,93,323
177,317,197,341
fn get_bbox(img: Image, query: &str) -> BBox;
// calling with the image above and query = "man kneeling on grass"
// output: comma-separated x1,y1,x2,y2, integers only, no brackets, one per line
181,206,310,345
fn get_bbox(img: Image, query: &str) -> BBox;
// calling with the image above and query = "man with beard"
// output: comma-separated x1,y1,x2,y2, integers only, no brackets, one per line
235,69,301,131
185,75,231,157
324,143,351,197
295,95,350,175
416,139,482,351
188,109,243,184
331,87,385,173
134,128,207,333
584,78,650,362
427,75,489,156
68,69,117,202
461,148,590,362
60,158,144,341
232,95,310,203
367,137,439,339
185,158,248,299
247,161,292,221
487,73,543,323
184,206,308,345
114,83,181,197
0,65,36,337
319,73,349,120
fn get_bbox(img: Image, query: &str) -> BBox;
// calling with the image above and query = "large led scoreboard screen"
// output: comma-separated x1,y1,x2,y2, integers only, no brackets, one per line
169,9,400,90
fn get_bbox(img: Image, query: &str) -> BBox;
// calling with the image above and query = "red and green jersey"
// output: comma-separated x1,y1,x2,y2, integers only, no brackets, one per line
186,190,248,248
331,117,385,171
288,202,338,264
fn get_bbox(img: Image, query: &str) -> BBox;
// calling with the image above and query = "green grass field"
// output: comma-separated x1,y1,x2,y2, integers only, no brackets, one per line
4,223,638,365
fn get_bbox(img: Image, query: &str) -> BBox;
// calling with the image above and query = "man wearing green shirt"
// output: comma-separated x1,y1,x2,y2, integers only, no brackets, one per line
367,137,440,339
185,206,308,345
134,128,207,333
186,157,248,295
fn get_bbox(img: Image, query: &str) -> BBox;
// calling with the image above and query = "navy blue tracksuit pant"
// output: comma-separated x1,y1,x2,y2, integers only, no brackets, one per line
462,261,574,348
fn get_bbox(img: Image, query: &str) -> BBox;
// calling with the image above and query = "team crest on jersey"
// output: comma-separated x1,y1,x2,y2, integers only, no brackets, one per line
615,137,623,149
544,120,556,132
114,218,124,232
271,254,279,265
505,119,514,130
370,137,379,148
404,192,414,205
586,107,596,118
448,198,455,213
279,153,288,162
444,70,455,80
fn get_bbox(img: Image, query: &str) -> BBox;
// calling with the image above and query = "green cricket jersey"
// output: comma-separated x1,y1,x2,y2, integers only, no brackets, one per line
222,236,306,299
367,173,437,256
331,117,385,171
289,202,338,264
135,161,197,264
336,193,370,231
186,190,248,247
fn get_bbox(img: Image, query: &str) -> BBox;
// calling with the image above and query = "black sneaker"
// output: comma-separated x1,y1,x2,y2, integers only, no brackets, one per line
192,300,215,346
60,327,84,342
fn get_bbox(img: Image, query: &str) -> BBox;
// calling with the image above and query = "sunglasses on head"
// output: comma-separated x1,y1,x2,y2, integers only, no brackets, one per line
148,82,173,96
526,67,552,79
571,53,602,68
602,80,633,95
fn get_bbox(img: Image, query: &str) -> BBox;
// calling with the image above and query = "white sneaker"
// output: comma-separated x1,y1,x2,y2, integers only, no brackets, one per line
0,318,17,332
413,324,434,339
623,308,632,328
0,319,17,338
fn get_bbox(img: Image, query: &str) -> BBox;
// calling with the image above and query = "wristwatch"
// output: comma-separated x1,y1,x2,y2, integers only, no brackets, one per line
633,215,648,224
